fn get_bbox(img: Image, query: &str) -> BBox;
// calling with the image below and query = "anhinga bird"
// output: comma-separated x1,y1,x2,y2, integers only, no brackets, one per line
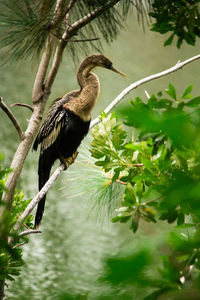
33,54,127,228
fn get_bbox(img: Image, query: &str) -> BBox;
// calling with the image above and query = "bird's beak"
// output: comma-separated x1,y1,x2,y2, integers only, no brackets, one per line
110,66,129,79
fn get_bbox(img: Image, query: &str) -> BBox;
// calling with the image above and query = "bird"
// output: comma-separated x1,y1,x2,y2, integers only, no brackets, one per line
33,53,127,228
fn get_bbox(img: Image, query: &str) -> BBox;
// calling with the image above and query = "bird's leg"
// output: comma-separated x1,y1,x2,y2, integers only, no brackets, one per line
60,151,79,170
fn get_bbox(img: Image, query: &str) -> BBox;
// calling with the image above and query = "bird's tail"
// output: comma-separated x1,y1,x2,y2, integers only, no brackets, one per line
34,149,54,229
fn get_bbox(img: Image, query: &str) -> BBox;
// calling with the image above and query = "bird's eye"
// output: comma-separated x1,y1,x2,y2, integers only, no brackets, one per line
105,63,112,69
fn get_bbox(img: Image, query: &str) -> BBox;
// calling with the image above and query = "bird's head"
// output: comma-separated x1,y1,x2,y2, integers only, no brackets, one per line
81,54,128,78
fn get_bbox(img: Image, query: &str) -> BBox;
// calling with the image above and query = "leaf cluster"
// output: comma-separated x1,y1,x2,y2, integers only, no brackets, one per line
0,156,33,282
149,0,200,48
100,228,200,299
90,84,200,232
90,84,200,299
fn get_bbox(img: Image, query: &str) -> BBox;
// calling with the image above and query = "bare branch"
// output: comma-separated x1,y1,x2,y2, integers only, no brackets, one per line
0,97,23,140
15,164,65,231
45,40,66,93
32,37,53,103
13,242,28,249
19,229,41,237
44,0,78,93
90,53,200,128
51,0,67,28
70,37,100,42
65,0,77,16
10,103,33,112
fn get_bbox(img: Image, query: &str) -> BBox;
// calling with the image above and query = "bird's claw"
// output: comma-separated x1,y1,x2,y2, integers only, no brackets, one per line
60,151,79,170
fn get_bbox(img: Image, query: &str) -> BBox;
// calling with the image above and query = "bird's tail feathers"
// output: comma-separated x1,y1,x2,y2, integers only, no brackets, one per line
34,149,55,228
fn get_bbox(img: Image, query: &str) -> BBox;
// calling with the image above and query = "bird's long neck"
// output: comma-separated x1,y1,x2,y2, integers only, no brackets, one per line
63,61,100,122
74,63,100,121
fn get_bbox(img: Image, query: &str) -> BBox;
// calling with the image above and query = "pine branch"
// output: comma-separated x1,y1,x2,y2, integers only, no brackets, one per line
0,97,23,140
67,0,121,36
15,53,200,233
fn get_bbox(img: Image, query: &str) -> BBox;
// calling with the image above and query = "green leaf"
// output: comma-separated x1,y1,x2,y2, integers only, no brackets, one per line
159,210,178,223
130,212,140,233
164,33,174,46
181,85,193,99
185,96,200,107
124,183,136,205
165,84,176,100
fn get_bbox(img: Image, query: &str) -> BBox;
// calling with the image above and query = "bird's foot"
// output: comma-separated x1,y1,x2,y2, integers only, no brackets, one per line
60,151,79,170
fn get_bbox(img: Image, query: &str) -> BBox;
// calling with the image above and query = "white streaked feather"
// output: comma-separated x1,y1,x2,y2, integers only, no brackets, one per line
41,123,61,150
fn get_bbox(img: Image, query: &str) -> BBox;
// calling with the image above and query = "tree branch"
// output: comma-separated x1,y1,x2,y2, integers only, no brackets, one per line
13,242,27,249
0,97,23,140
16,53,200,232
10,103,33,112
44,0,77,93
19,229,41,237
68,0,120,35
90,53,200,128
14,164,65,231
70,37,100,42
51,0,67,28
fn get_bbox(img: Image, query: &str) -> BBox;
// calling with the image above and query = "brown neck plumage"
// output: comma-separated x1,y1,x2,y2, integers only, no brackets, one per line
65,58,100,121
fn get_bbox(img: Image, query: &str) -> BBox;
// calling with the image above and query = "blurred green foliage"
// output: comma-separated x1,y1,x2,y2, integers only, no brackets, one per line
90,84,200,298
0,156,33,283
150,0,200,48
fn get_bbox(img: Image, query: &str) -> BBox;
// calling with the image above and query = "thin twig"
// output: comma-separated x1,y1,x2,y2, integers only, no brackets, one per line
70,37,100,42
65,0,77,16
13,242,28,249
10,103,34,112
0,97,23,140
116,179,127,185
90,53,200,128
19,229,41,237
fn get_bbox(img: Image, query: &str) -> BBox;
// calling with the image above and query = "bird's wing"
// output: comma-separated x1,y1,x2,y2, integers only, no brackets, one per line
33,91,80,151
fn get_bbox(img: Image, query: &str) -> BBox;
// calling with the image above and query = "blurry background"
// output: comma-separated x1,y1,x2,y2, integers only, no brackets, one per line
1,14,200,299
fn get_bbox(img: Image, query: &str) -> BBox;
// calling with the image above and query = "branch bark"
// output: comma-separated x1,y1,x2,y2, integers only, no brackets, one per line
15,53,200,232
0,97,23,140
